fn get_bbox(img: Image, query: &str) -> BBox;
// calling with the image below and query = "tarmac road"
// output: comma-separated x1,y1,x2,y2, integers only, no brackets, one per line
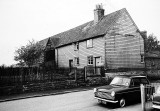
0,90,142,111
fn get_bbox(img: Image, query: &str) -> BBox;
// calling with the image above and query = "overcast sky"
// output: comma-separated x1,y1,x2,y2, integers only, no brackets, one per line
0,0,160,66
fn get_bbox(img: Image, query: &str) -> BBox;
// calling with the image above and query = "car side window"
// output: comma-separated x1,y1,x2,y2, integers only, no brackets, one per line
140,78,149,85
132,78,141,87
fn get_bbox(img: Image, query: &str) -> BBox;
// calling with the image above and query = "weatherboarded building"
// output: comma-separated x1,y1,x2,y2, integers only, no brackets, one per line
39,5,145,74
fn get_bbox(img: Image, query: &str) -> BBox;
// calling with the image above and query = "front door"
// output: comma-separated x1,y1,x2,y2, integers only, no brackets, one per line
95,57,101,66
69,59,73,72
95,57,101,75
130,78,141,102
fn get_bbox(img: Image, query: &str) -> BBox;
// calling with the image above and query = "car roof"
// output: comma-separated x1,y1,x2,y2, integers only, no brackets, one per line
116,75,147,79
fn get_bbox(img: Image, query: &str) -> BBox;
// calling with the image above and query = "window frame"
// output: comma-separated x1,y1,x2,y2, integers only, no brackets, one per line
74,42,79,51
74,57,79,66
140,54,144,63
86,39,93,48
87,56,93,65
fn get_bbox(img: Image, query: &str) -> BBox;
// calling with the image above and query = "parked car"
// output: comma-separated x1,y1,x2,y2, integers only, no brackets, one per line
94,75,152,107
152,85,160,109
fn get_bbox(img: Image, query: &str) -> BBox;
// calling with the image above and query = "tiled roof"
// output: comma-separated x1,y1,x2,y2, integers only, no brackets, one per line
145,51,160,58
40,8,128,48
39,38,48,48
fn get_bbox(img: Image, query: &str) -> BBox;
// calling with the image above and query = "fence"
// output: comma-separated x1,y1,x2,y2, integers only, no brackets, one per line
0,66,86,94
0,67,84,85
0,66,108,95
84,66,105,78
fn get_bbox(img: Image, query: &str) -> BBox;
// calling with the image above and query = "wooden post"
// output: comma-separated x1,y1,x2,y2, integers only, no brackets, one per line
75,68,77,81
141,84,146,111
84,66,87,82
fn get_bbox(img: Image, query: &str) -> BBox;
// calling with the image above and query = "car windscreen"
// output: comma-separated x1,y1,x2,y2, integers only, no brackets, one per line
110,77,131,86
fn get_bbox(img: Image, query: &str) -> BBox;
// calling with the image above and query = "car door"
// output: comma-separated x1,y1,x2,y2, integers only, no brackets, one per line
130,78,141,102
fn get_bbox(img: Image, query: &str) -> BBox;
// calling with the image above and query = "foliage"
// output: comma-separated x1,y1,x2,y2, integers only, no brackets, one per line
145,34,160,52
0,64,6,68
14,39,44,67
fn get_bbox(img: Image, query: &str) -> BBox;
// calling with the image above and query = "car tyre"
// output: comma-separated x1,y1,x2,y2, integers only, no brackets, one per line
119,98,126,107
153,108,158,111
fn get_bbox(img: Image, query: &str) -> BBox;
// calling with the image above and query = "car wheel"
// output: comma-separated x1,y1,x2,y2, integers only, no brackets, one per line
119,98,126,107
153,108,158,111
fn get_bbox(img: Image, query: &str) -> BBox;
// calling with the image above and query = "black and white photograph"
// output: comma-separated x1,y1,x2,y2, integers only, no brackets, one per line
0,0,160,111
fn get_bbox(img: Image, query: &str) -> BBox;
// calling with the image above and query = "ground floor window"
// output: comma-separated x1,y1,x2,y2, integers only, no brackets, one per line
74,57,79,65
141,54,144,63
87,56,93,65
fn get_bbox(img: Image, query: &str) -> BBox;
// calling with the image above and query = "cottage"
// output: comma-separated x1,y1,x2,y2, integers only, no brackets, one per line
39,5,145,75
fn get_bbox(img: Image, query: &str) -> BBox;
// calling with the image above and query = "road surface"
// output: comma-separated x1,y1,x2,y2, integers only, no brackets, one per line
0,90,142,111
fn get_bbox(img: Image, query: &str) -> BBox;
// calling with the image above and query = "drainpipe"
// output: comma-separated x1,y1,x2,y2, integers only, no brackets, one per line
56,48,58,68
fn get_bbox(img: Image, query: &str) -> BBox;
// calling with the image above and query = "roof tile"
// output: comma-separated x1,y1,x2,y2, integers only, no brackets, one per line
40,8,127,48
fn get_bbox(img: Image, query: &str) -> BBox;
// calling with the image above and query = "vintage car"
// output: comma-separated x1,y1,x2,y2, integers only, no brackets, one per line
94,75,151,107
152,85,160,109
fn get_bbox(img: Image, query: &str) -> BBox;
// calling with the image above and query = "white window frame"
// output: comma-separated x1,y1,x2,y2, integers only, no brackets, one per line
74,57,79,65
141,54,144,63
87,56,93,65
74,42,79,51
86,39,93,48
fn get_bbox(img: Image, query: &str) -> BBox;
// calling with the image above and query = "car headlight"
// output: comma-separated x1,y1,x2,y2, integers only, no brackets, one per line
111,91,115,97
93,88,97,93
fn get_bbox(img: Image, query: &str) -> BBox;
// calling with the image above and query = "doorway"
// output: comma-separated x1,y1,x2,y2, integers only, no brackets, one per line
69,59,73,72
95,57,101,75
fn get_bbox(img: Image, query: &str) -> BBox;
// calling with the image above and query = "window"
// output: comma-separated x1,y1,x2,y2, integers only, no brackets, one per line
74,57,79,65
140,78,149,84
86,39,93,48
87,56,93,65
141,55,144,63
74,42,79,51
132,78,141,87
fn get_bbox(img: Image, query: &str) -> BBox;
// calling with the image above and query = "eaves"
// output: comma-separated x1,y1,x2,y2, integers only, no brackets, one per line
55,34,105,48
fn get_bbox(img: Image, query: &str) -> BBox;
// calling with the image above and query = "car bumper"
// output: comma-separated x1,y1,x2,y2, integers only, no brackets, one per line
152,104,160,109
94,97,118,103
152,101,160,109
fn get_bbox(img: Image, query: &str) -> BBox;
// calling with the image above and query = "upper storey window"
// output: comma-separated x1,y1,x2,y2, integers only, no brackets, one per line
87,39,93,48
74,42,79,51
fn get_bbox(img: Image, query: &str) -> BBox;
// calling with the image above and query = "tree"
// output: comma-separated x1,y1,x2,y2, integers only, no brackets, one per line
145,34,159,52
14,39,44,67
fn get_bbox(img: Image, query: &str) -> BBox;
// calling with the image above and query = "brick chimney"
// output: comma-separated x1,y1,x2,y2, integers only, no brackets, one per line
94,4,104,24
140,31,147,52
141,31,147,39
